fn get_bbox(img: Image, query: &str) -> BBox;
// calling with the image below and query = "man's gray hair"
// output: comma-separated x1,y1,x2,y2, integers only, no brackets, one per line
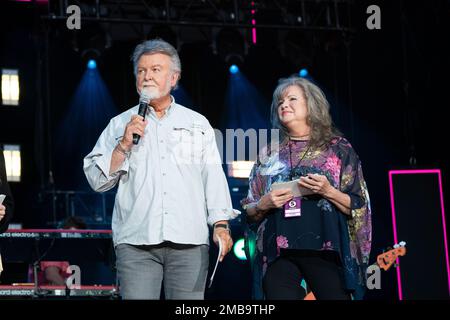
131,39,181,78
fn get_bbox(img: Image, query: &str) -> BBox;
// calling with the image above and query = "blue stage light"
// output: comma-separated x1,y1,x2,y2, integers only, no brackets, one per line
299,68,308,78
229,64,239,74
87,59,97,69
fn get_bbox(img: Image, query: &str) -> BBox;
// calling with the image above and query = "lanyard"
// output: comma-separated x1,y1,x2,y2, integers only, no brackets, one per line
288,138,311,180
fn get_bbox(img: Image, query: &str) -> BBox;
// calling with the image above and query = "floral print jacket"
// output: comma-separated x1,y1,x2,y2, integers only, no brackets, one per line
241,137,372,300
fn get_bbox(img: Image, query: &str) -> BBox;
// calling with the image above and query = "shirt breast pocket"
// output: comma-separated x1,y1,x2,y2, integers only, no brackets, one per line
171,126,204,164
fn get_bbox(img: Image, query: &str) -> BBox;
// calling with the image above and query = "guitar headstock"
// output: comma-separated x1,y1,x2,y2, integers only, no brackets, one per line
376,241,407,271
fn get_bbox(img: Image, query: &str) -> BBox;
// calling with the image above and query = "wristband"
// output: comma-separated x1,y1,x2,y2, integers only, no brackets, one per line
115,141,131,158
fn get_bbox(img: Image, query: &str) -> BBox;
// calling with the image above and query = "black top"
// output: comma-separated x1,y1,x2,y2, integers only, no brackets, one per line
0,145,14,233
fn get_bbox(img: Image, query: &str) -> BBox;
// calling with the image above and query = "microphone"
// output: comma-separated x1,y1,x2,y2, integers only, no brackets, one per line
132,88,151,145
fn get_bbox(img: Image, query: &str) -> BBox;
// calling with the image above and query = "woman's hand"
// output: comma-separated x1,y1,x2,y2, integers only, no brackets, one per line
257,188,294,210
298,173,334,197
0,204,5,222
298,173,352,215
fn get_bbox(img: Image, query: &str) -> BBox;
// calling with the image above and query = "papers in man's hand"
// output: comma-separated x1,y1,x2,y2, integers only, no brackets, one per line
0,194,6,205
208,236,223,288
271,178,313,197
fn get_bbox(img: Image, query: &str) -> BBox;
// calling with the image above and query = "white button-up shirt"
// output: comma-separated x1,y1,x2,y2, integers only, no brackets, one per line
83,98,240,246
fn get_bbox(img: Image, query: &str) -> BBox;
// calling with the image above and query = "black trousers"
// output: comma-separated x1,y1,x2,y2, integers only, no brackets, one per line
263,251,351,300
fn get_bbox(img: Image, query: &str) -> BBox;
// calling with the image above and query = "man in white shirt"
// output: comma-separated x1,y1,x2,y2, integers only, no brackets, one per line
83,39,239,299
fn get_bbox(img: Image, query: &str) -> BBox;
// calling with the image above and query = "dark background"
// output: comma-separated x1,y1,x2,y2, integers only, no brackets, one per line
0,0,449,300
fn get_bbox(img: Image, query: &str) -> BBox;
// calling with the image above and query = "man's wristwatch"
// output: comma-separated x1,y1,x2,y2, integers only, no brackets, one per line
214,223,230,233
115,140,131,158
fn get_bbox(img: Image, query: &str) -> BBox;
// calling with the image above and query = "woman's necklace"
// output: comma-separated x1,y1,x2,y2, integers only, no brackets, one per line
288,138,311,180
289,132,310,140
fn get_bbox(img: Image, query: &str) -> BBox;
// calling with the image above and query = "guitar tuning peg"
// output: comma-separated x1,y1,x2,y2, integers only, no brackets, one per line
399,241,406,247
393,244,399,249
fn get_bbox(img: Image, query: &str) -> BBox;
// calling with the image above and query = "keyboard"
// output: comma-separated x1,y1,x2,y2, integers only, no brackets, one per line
0,284,118,297
0,229,112,239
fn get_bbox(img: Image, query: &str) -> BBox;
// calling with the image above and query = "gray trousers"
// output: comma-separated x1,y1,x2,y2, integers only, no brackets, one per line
115,242,209,300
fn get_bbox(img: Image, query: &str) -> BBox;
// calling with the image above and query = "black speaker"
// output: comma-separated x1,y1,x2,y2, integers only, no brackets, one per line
389,169,449,299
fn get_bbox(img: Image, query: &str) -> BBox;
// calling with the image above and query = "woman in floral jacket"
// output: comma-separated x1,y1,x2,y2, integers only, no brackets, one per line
241,76,371,300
